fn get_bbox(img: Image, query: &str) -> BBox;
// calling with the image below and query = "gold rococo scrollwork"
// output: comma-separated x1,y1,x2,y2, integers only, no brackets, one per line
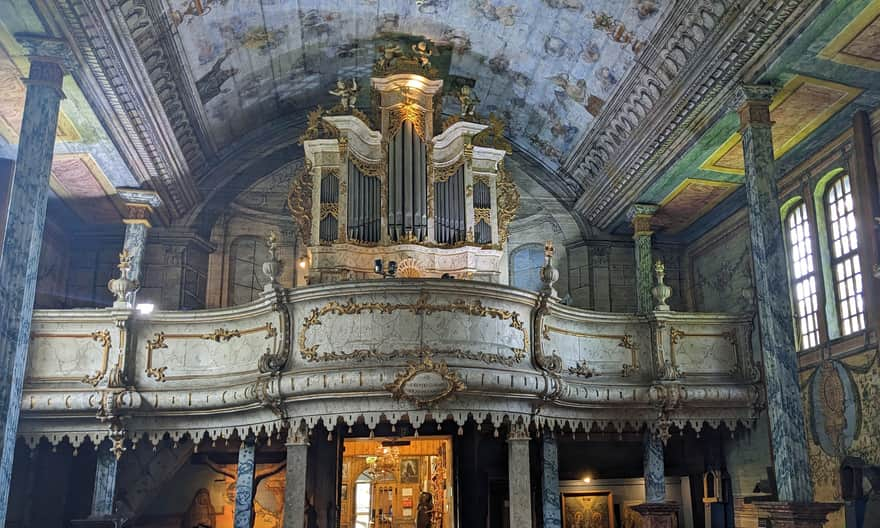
474,207,492,224
495,161,520,244
388,103,427,140
287,160,314,245
320,203,339,219
434,158,464,183
299,293,528,365
348,151,384,179
385,356,465,407
145,323,277,382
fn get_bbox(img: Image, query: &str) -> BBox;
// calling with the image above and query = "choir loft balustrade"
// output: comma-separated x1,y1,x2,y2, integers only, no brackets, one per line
21,277,762,456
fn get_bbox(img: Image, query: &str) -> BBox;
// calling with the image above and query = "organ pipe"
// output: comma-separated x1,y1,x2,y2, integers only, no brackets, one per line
347,161,381,243
434,167,465,244
387,120,427,241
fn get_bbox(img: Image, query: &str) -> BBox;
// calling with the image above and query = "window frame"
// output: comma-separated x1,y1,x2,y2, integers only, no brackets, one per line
822,173,866,336
782,197,825,351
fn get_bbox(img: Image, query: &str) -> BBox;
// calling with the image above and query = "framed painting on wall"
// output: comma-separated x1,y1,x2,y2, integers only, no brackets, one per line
561,491,615,528
400,458,420,483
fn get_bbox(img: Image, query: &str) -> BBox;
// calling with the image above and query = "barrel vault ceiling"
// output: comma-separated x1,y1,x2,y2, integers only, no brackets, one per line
0,0,855,236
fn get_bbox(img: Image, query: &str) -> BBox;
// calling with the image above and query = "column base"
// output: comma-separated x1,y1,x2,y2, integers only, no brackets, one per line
70,514,128,528
631,502,679,528
753,501,842,528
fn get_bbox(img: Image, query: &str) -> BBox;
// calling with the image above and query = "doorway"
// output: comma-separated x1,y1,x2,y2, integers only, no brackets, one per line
340,436,454,528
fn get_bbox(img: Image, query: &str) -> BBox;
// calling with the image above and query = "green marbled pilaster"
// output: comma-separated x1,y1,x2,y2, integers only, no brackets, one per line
0,35,71,525
736,84,813,503
630,204,658,313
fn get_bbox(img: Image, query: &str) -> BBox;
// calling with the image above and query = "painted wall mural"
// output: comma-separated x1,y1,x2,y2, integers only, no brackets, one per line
163,0,666,169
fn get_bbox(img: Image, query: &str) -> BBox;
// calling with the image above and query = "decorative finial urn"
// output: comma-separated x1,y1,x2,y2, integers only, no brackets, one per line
107,250,139,308
262,231,283,292
540,240,559,298
651,259,671,311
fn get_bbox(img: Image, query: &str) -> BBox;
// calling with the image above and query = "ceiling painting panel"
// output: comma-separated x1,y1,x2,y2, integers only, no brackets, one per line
163,0,667,169
0,44,79,144
819,0,880,71
652,179,739,235
49,153,124,224
700,76,862,175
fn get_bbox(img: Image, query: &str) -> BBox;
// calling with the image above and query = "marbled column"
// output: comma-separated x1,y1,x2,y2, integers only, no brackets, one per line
283,424,309,528
630,204,659,313
507,423,533,528
541,431,562,528
0,34,72,525
117,189,162,306
643,431,666,503
734,85,813,503
92,443,119,517
234,435,257,528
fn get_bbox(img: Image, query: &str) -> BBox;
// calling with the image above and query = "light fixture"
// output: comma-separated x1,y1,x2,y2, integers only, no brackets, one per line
374,259,397,278
582,476,592,484
136,303,154,315
298,256,308,269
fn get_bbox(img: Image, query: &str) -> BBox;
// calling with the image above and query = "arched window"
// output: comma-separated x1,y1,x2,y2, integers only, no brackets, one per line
785,201,821,349
510,244,545,292
229,236,268,305
825,174,865,335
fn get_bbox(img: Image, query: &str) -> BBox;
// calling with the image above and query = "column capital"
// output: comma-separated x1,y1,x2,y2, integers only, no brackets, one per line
507,420,531,441
14,33,76,71
285,421,310,446
731,84,777,129
118,188,162,227
629,203,658,236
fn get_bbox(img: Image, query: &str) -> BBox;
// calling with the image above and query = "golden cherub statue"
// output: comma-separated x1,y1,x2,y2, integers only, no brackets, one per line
377,42,402,70
411,41,433,69
458,85,479,117
329,79,358,110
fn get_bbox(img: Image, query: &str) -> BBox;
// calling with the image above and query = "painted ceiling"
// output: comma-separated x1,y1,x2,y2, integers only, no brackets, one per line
634,0,880,240
165,0,665,170
0,17,138,225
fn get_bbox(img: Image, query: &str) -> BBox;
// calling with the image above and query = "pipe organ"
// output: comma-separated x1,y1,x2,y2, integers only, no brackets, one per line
290,53,519,284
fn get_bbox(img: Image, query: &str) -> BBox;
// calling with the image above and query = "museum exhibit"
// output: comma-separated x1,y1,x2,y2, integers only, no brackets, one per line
0,0,878,527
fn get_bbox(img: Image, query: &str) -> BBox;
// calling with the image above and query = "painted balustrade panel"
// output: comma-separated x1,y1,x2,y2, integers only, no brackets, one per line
651,313,754,379
27,311,120,388
290,282,532,369
133,299,284,386
541,307,650,379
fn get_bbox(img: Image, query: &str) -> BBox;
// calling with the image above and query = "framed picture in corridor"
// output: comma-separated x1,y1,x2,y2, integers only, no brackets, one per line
561,490,614,528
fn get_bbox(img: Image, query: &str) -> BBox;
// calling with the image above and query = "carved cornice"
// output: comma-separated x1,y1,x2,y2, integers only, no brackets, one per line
39,0,202,217
566,0,814,229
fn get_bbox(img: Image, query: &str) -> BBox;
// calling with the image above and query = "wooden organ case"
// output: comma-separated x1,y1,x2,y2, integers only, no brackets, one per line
290,61,519,284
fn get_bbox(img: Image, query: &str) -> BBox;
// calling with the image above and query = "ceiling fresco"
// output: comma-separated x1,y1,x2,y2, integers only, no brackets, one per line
164,0,666,170
0,17,139,225
700,76,862,175
631,0,880,240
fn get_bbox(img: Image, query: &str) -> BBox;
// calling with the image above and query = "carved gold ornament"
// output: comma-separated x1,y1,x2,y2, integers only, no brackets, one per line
388,103,427,140
145,322,277,382
474,207,492,224
287,161,314,245
299,293,528,365
434,158,464,184
495,162,519,244
385,356,465,407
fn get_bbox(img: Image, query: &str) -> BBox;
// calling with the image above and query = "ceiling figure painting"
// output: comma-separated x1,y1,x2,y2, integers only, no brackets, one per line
164,0,666,170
